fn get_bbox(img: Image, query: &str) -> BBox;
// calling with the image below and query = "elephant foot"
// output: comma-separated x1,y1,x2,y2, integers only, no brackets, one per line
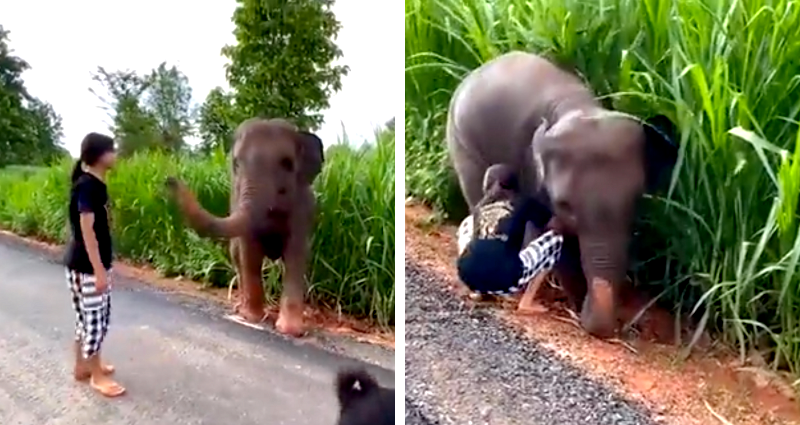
580,277,617,339
275,299,306,337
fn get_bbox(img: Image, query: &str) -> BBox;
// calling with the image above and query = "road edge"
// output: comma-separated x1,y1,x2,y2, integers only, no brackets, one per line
0,229,396,372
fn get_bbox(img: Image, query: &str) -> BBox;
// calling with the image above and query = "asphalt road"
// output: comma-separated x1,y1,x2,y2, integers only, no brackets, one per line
404,258,657,425
0,238,394,425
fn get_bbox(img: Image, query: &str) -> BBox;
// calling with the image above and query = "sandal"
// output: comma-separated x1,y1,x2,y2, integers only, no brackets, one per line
90,377,126,398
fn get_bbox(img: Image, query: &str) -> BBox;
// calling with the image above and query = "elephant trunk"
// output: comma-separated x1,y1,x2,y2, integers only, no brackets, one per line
578,232,630,338
168,178,249,239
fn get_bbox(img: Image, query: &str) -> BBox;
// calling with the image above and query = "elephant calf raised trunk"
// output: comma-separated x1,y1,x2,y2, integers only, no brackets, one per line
165,177,250,239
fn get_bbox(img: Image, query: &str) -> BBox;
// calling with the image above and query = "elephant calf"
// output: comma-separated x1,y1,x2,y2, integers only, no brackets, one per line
447,51,677,339
167,118,324,337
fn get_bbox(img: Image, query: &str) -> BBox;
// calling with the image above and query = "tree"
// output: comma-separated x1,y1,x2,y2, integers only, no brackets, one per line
221,0,349,132
90,63,196,156
144,62,195,152
197,87,240,153
90,67,159,156
0,25,65,166
19,98,67,163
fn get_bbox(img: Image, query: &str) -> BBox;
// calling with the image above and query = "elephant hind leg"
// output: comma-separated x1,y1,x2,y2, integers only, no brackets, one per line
447,129,487,210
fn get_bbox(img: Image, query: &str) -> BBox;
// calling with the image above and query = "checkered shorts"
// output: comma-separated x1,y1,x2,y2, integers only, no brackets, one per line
66,269,111,359
517,230,562,286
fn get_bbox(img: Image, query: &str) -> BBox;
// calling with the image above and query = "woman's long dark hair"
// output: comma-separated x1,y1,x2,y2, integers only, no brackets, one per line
71,133,115,184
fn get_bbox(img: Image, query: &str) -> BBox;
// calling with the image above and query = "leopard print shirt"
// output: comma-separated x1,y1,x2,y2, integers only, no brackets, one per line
457,200,514,255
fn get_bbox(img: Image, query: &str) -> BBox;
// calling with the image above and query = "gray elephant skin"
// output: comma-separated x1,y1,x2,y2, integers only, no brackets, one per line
167,118,324,337
446,51,678,338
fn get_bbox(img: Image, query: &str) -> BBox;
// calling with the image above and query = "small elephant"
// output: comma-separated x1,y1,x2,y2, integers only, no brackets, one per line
447,51,677,339
167,118,324,337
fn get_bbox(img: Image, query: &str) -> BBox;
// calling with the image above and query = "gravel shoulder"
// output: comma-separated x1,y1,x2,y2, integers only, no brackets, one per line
405,258,657,425
405,203,800,425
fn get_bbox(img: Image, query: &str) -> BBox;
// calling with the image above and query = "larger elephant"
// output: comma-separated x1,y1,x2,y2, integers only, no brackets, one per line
167,118,324,337
447,51,678,338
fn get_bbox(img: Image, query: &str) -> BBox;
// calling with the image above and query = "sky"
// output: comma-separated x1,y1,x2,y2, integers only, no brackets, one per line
1,0,395,156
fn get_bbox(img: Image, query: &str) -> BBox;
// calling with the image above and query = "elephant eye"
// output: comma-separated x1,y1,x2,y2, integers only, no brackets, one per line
280,156,294,172
232,158,240,172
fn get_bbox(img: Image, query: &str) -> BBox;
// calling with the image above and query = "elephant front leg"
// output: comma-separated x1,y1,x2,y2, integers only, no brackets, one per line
276,236,309,337
578,235,629,339
234,238,268,323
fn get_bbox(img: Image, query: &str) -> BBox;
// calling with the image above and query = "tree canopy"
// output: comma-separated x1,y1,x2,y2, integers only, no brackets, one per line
199,0,348,152
90,63,197,157
0,25,67,167
2,0,348,161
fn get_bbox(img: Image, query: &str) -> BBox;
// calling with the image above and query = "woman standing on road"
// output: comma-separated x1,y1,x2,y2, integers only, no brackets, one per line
63,132,125,397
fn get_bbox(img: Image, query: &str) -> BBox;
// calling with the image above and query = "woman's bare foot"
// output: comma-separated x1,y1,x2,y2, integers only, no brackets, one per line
97,352,115,375
99,361,115,375
74,361,114,380
73,345,114,381
90,374,126,398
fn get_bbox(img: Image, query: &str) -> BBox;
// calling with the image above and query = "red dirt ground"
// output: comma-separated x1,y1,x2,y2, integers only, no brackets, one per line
0,229,394,349
405,202,800,425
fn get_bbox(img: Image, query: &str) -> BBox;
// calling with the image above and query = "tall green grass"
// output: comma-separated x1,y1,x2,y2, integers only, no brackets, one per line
0,129,395,326
406,0,800,375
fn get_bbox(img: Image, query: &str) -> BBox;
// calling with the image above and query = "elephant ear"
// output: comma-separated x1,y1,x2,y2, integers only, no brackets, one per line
296,131,325,185
643,114,679,192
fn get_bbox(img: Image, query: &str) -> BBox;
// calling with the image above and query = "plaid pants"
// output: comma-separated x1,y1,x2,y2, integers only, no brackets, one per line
516,230,562,287
66,269,111,359
458,216,563,295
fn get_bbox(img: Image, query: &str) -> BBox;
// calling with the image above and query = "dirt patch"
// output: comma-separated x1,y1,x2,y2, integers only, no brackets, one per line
0,229,394,350
405,202,800,425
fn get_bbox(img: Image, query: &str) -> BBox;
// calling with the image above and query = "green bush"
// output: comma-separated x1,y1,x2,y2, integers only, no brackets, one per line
406,0,800,373
0,129,395,326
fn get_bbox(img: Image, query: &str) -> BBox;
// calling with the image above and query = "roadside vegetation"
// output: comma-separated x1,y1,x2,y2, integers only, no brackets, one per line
406,0,800,375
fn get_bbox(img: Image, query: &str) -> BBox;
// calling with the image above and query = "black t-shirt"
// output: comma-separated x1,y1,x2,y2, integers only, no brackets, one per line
467,196,552,252
457,196,553,293
64,173,113,273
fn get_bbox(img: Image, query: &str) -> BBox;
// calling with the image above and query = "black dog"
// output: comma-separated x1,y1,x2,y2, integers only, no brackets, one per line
335,368,395,425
